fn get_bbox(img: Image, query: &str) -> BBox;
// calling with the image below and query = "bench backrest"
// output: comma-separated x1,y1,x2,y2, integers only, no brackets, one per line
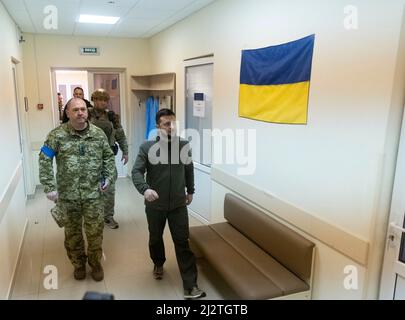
224,193,315,283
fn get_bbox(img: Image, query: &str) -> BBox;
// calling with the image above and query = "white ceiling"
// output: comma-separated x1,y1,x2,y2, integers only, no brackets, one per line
1,0,216,38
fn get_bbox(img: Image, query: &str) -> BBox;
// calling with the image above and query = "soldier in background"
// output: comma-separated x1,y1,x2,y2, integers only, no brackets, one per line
61,87,92,124
73,86,93,109
39,98,116,281
89,89,129,229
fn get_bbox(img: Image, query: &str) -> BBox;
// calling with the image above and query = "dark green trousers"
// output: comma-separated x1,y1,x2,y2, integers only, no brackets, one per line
145,206,198,290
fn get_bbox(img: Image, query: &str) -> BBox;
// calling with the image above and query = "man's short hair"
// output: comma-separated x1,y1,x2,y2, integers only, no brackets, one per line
66,97,86,110
73,87,83,93
156,108,175,124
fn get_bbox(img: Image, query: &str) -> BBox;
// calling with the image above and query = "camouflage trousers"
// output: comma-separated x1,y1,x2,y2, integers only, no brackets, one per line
103,167,117,220
62,199,104,268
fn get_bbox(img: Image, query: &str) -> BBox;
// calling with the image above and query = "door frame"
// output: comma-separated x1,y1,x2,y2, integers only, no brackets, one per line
183,57,214,170
380,107,405,299
11,57,33,197
183,57,214,135
183,57,214,223
50,67,129,178
50,67,127,130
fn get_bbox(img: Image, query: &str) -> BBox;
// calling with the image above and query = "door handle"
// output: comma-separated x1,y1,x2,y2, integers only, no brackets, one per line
386,222,405,250
390,222,405,233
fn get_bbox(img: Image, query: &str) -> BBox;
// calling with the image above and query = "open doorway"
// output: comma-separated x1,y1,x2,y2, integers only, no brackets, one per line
54,70,89,123
51,68,127,178
55,70,89,122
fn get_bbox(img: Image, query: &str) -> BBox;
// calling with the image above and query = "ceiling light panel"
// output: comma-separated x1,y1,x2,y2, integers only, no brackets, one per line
78,14,120,24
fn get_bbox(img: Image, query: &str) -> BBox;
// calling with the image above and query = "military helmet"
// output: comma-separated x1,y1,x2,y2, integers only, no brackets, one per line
91,89,110,101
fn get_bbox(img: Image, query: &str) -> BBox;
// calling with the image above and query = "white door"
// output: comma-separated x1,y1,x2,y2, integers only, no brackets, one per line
185,61,213,222
380,108,405,299
88,71,128,178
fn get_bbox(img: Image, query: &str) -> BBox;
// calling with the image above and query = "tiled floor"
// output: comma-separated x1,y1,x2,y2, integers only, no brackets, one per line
10,178,237,300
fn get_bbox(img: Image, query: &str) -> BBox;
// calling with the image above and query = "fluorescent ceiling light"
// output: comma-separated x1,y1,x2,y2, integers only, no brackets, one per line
79,14,120,24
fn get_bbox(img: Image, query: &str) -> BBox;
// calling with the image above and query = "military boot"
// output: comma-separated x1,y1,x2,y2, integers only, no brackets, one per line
74,265,86,280
90,264,104,282
104,217,119,229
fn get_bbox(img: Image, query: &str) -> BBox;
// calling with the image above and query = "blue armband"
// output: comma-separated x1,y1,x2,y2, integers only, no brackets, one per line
40,145,56,159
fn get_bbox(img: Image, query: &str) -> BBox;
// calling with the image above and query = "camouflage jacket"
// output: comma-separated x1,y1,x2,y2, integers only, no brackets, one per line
39,122,116,201
88,107,128,155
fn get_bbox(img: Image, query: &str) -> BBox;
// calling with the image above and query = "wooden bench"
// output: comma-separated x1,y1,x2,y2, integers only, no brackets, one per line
189,193,315,300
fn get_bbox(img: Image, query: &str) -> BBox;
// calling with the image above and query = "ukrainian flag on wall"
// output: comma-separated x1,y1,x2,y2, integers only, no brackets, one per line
239,35,315,124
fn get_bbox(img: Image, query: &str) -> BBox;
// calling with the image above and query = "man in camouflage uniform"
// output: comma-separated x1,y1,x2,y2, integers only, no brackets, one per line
39,98,116,281
89,89,129,229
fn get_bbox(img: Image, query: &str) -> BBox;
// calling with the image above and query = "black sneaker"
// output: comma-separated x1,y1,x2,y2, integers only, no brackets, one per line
184,286,206,299
153,265,164,280
104,217,119,229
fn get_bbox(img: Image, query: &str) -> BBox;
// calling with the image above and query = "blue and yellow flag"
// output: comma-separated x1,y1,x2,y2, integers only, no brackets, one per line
239,35,315,124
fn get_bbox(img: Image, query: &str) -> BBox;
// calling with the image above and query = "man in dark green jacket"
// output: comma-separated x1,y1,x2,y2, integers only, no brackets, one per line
132,108,206,300
89,89,129,230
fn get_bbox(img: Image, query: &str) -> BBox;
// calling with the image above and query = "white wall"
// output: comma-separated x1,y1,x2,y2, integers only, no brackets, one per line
149,0,405,298
0,1,28,299
0,4,25,196
22,34,151,184
374,3,405,299
55,70,89,101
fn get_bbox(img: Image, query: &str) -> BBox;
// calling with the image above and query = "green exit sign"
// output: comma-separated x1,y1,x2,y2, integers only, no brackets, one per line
79,47,100,55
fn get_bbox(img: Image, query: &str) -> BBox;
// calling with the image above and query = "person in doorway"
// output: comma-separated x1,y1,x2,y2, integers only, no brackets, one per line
39,98,116,281
62,87,92,123
131,108,206,300
73,87,93,109
89,89,129,229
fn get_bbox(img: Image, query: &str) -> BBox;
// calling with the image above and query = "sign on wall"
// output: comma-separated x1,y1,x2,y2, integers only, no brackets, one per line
193,92,205,118
79,47,100,56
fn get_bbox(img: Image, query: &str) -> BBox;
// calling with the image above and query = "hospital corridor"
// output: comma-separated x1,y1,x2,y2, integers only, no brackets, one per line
10,178,236,300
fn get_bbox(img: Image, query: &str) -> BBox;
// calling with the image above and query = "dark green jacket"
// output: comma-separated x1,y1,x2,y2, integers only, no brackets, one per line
132,136,195,211
88,107,129,156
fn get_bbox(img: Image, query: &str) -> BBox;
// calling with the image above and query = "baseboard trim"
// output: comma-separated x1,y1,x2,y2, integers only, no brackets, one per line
6,217,28,299
188,208,209,225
